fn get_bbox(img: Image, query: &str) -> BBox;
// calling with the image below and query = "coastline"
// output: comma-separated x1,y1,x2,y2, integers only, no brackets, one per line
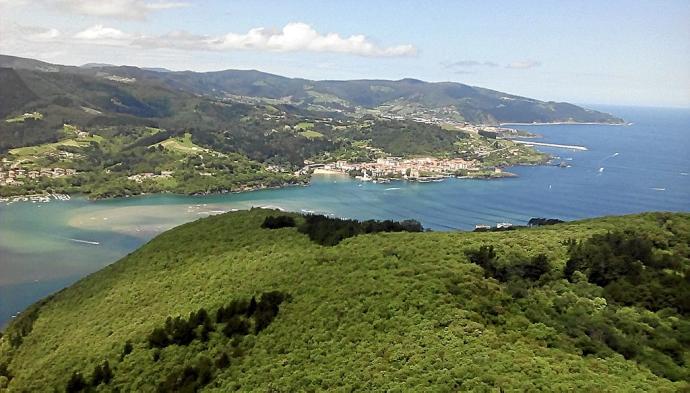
500,121,626,126
0,181,309,204
0,170,521,203
311,168,349,176
1,153,548,203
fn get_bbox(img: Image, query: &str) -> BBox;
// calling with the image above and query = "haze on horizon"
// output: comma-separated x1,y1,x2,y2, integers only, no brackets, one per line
1,0,688,108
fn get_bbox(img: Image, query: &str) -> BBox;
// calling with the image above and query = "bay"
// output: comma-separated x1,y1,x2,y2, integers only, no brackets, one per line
1,105,688,326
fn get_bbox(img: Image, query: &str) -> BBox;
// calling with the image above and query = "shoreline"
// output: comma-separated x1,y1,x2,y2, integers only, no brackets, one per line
1,158,543,203
311,168,349,176
0,171,519,203
500,121,626,126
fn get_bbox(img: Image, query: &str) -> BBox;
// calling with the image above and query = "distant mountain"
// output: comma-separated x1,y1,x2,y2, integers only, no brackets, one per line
80,62,117,68
140,67,173,73
0,54,71,73
0,54,623,125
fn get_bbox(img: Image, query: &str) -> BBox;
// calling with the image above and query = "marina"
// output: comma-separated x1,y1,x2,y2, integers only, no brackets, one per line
0,193,71,205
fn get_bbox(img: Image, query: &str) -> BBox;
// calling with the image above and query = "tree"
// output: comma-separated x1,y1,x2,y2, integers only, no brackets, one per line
91,360,113,386
222,315,250,337
148,327,170,348
215,352,230,369
121,340,133,359
65,371,87,393
518,254,551,281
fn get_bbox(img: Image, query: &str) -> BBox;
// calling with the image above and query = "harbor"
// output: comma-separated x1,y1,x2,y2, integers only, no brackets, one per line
0,193,71,205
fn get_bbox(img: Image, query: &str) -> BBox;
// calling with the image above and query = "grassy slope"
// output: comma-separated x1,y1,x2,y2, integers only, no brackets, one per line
154,133,208,155
1,211,688,391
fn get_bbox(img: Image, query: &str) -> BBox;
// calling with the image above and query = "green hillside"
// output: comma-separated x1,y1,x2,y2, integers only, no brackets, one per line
0,54,624,126
1,210,688,391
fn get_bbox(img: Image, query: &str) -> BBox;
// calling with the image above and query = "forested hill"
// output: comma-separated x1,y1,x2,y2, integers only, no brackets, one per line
1,210,688,391
0,54,623,125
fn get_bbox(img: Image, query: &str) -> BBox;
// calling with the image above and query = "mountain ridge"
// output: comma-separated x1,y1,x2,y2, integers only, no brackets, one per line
0,54,623,125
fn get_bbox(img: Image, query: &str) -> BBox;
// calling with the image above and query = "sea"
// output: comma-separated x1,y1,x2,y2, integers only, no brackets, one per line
1,105,688,326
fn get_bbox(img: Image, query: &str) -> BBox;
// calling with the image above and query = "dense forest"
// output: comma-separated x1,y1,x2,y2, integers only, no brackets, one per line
1,210,688,391
263,214,424,245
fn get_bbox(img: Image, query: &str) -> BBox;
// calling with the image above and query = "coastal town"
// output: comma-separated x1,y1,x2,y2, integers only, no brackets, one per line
0,165,77,187
315,156,505,182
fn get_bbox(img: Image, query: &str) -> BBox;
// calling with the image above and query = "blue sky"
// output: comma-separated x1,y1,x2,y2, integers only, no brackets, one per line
1,0,688,107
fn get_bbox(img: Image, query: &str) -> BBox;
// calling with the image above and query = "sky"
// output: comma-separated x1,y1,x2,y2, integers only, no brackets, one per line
1,0,689,107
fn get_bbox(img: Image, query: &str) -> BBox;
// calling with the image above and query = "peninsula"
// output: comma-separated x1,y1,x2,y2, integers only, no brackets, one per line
0,54,619,199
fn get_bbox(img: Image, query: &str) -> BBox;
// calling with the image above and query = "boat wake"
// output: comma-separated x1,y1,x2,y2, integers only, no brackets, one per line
600,152,619,163
68,238,100,245
385,187,401,191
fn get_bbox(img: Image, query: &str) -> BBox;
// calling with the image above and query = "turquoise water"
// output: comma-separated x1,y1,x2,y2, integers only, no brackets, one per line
1,105,688,326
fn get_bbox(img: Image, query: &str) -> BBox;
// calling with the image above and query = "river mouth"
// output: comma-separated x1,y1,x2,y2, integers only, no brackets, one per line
1,106,689,327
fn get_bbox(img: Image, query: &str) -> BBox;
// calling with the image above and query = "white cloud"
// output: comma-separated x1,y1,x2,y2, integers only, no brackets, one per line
4,21,415,58
444,60,499,68
53,0,189,19
32,27,60,40
9,24,62,41
0,0,28,6
74,25,130,40
134,30,209,51
506,59,541,69
145,1,188,10
137,22,417,57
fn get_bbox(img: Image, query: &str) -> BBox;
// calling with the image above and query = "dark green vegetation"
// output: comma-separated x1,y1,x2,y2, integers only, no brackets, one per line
262,214,424,246
1,210,688,391
296,214,423,246
564,231,690,314
339,118,467,156
528,217,565,226
61,290,288,393
474,217,566,232
105,292,286,392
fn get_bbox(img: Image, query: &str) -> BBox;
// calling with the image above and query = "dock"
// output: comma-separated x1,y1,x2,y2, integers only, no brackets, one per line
512,140,588,151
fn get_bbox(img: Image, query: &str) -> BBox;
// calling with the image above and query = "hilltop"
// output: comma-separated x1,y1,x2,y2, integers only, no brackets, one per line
0,210,688,391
